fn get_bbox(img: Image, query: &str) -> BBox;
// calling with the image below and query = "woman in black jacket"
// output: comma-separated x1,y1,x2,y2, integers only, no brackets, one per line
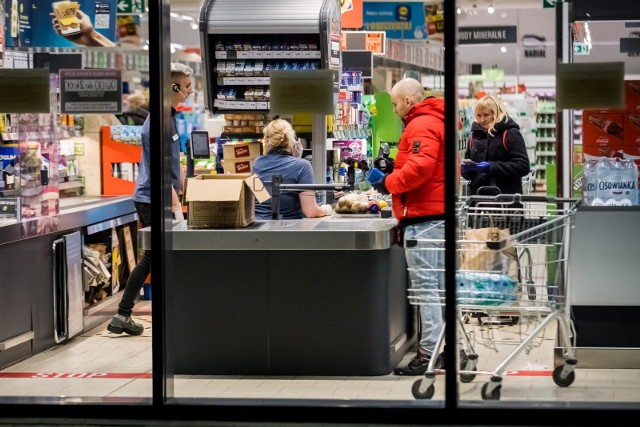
461,94,530,196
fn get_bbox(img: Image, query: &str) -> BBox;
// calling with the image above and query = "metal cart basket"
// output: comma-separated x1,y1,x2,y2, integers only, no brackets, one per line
406,194,579,400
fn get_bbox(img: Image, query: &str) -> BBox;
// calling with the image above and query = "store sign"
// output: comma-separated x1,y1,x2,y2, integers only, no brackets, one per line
60,69,122,114
117,0,145,15
459,26,517,45
543,0,559,8
362,2,427,40
573,42,591,56
341,0,363,29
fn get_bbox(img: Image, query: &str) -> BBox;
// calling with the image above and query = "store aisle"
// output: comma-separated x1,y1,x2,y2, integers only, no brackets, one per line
1,309,640,402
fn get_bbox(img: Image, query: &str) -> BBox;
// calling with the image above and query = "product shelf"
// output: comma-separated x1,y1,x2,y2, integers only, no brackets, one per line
214,50,321,60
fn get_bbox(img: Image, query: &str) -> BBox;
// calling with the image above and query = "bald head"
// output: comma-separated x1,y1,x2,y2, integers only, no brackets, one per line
390,78,426,119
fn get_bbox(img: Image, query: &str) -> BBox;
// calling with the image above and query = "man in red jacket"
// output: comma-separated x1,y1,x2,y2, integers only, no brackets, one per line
368,78,464,375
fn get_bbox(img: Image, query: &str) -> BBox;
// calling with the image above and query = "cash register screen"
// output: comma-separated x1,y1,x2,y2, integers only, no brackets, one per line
190,131,210,159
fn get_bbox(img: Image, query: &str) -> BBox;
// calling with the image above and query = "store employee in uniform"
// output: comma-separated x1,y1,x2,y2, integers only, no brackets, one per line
108,63,193,335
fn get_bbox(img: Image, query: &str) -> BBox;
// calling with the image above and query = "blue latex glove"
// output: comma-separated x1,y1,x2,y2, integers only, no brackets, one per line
461,162,474,175
367,167,385,184
474,161,490,173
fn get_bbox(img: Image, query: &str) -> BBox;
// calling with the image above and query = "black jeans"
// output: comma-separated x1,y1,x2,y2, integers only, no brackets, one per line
117,202,151,318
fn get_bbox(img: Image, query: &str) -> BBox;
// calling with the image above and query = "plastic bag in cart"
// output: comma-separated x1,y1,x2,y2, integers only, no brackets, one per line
459,226,518,276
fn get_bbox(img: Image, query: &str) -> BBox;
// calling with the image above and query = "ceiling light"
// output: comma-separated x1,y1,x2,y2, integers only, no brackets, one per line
181,15,195,21
488,6,495,14
501,12,507,18
457,7,461,14
500,46,507,53
191,22,199,31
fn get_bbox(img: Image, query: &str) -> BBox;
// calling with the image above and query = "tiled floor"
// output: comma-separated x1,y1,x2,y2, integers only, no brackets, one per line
2,304,640,404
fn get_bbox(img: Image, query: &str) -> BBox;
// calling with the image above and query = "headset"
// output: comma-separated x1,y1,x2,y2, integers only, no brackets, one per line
171,83,188,101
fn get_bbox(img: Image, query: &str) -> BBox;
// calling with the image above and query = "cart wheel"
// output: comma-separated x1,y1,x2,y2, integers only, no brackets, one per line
552,365,575,387
411,379,435,399
507,316,520,325
481,382,501,400
463,314,470,324
460,367,477,383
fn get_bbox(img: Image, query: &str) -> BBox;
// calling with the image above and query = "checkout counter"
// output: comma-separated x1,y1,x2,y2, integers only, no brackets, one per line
140,216,415,376
0,196,136,370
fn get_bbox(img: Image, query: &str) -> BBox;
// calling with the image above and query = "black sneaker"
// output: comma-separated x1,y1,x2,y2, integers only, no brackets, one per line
436,350,468,369
107,316,144,335
393,354,431,376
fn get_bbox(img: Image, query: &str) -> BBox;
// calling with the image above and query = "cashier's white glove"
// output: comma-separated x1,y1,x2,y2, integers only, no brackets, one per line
172,205,184,221
320,204,333,216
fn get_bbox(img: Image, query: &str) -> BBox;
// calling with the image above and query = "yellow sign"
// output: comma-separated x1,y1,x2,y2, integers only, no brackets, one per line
74,142,85,156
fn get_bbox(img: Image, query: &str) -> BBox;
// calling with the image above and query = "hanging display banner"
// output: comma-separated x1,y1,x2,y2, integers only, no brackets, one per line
362,2,427,40
4,0,117,48
341,0,363,29
60,69,122,114
458,26,518,45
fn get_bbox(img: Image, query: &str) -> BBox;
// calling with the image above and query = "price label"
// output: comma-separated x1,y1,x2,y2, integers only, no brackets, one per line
59,69,122,114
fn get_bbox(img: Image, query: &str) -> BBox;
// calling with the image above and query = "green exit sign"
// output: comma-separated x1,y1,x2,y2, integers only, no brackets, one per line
543,0,559,8
117,0,145,15
573,42,591,55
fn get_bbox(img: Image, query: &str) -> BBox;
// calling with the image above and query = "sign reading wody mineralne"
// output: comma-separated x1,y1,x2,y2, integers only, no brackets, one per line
458,26,517,45
60,69,122,114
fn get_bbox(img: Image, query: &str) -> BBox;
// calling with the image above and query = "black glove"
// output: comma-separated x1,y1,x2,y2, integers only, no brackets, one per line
373,175,389,195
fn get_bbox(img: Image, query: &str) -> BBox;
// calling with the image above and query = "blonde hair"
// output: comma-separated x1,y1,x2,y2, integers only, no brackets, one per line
263,119,296,153
127,94,148,110
475,94,509,137
170,62,193,77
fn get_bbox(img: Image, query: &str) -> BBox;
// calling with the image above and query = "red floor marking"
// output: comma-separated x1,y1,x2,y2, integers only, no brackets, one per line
0,372,152,379
0,371,552,379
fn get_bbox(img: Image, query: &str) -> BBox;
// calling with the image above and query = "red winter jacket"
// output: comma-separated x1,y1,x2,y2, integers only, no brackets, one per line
384,97,445,223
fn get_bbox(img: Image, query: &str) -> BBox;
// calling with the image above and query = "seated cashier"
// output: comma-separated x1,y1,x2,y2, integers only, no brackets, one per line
253,118,333,219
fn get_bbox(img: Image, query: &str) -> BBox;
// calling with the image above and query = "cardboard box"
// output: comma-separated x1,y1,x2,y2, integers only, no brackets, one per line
625,114,640,147
582,110,624,147
222,141,262,161
332,140,367,160
624,80,640,113
582,145,624,163
185,174,270,229
622,146,640,168
222,158,255,174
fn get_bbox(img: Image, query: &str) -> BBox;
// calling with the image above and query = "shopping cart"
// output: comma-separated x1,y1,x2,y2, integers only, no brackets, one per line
459,172,534,201
406,194,579,400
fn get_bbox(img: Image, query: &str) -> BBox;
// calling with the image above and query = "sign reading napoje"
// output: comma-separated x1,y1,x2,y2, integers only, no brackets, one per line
59,69,122,114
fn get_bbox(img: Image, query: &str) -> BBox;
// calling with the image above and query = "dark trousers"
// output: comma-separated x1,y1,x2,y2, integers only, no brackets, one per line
117,202,151,318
